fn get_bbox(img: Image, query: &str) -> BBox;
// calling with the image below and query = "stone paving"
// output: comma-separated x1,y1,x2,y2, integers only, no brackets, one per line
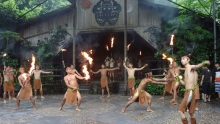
0,94,220,124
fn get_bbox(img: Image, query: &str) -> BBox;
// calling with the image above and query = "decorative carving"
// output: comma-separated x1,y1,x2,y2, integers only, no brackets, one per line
143,26,162,46
92,0,121,26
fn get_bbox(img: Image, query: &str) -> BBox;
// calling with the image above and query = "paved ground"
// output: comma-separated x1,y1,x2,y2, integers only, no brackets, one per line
0,94,220,124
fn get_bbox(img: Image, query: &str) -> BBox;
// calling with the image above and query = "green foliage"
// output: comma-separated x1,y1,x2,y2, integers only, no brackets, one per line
34,25,69,65
0,55,19,67
0,0,71,28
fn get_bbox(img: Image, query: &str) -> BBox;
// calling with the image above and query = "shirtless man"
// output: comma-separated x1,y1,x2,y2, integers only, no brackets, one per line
90,64,119,98
169,61,180,104
16,67,36,110
8,66,16,100
159,67,173,100
123,57,148,99
3,66,14,103
31,65,53,99
58,67,86,111
178,55,210,124
121,70,167,113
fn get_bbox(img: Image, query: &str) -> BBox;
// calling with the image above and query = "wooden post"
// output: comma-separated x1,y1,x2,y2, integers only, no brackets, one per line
124,0,128,95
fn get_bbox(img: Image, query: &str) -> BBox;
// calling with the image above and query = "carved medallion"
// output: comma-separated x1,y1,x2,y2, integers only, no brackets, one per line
92,0,121,26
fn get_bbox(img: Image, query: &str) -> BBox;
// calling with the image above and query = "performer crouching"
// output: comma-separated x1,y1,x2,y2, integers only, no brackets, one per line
121,70,167,113
58,67,86,111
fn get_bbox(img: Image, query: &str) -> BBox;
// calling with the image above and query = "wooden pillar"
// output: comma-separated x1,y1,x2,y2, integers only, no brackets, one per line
124,0,128,95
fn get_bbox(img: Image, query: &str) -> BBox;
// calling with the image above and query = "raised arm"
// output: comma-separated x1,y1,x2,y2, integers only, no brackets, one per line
179,67,185,71
74,69,82,76
75,74,85,80
123,58,129,70
150,79,167,85
41,70,52,74
106,67,119,71
90,69,101,74
192,60,210,70
135,64,148,71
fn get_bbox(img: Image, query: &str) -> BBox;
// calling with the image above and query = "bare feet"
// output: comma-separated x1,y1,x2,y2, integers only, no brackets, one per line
3,100,6,104
58,107,62,111
173,101,178,105
121,109,125,113
15,107,20,110
147,108,154,112
75,108,81,112
100,96,104,99
159,97,165,100
107,95,110,98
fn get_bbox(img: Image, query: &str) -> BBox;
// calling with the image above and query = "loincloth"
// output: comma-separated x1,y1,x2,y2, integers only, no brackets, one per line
135,90,147,104
179,89,197,114
4,81,14,92
33,79,42,90
65,87,79,104
194,84,200,100
164,82,172,92
17,84,33,100
100,76,108,88
128,78,135,89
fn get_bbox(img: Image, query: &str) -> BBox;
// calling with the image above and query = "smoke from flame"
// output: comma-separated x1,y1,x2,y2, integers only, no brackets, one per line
81,51,93,65
82,65,90,80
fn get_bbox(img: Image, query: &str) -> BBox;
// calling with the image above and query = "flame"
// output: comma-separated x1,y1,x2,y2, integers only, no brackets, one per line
167,58,173,65
28,54,35,75
170,35,174,46
127,44,131,50
111,37,114,48
61,48,67,52
82,65,90,80
162,53,167,59
81,51,93,65
89,49,93,54
140,51,142,55
3,53,7,57
106,45,109,51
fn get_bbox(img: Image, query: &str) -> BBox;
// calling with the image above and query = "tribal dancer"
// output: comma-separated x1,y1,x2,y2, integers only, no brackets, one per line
121,70,167,113
159,67,174,100
58,67,86,111
16,67,36,110
91,64,119,98
3,66,15,103
31,65,53,99
179,55,209,124
123,57,148,100
169,61,181,105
